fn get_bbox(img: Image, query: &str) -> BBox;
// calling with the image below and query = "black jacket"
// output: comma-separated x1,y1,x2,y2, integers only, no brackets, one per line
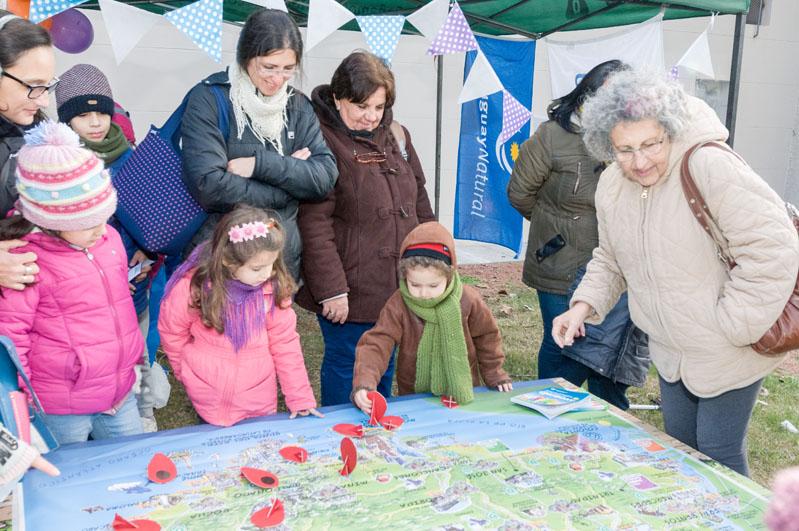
0,116,26,216
180,71,338,279
563,266,650,387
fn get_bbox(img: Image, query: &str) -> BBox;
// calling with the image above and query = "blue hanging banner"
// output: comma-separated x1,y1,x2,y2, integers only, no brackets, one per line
454,36,535,255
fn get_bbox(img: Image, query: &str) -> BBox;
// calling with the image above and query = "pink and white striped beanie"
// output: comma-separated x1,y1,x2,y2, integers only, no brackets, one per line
15,121,117,231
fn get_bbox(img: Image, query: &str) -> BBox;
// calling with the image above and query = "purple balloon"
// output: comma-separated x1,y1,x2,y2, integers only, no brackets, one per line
50,9,94,54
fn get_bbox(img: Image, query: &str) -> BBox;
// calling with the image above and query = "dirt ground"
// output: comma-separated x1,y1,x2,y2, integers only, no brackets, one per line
460,261,799,376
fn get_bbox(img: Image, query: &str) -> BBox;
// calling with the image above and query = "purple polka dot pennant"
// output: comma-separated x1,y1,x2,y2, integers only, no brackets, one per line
427,2,478,56
498,90,532,145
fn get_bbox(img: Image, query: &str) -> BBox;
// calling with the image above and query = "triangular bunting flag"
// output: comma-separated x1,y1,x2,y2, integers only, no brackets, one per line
458,50,503,104
305,0,355,52
242,0,287,10
99,0,162,64
165,0,223,63
427,2,478,55
498,90,532,144
676,28,714,79
29,0,88,23
356,16,405,65
407,0,449,42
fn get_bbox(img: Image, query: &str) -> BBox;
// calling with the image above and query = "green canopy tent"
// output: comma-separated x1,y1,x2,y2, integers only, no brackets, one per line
82,0,752,215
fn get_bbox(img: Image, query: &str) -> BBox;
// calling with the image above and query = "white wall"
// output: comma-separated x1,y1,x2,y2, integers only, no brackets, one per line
53,3,799,242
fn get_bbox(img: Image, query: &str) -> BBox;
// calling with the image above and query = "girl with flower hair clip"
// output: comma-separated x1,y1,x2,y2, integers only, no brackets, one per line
158,205,321,426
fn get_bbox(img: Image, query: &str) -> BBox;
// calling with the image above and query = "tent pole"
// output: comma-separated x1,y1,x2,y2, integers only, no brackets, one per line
726,12,745,148
434,55,443,220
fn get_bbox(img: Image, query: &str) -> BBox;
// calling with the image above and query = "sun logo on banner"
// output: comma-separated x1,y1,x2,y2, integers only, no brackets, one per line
510,142,520,162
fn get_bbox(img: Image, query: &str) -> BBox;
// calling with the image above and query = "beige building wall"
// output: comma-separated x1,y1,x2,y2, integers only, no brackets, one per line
53,3,798,249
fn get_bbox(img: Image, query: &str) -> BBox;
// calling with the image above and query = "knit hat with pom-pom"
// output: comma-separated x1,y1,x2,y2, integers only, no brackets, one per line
15,121,117,231
766,466,799,531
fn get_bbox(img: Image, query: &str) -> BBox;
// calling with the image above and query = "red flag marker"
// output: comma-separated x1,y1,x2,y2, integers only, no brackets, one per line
367,391,387,425
112,513,161,530
339,437,357,476
380,415,404,431
241,467,279,489
250,498,285,528
333,423,364,438
146,453,177,484
279,446,308,463
440,395,459,409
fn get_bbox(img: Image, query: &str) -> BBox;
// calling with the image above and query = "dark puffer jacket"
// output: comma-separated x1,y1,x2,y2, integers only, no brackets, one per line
180,71,338,279
507,120,603,295
295,85,435,322
0,116,26,216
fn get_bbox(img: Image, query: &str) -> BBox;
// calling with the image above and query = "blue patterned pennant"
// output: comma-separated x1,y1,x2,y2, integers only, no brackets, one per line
165,0,223,63
356,15,405,65
29,0,89,23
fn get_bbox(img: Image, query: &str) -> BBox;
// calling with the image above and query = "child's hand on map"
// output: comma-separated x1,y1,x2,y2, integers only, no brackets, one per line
497,382,513,392
353,389,372,415
290,408,324,419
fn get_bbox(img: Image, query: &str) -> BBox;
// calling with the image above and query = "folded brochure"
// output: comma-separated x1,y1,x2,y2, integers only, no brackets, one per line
511,386,601,419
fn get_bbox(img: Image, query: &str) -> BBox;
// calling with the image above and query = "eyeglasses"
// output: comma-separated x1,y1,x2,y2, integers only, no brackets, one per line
1,72,59,99
353,150,386,164
613,135,667,163
255,65,298,79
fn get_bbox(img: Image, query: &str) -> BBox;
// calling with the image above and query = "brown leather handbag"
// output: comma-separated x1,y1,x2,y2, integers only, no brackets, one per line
681,141,799,357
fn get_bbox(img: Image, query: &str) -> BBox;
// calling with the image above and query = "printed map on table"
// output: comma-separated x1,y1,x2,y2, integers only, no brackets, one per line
24,381,770,530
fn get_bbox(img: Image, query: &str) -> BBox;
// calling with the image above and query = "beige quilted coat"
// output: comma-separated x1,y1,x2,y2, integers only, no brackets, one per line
573,96,799,397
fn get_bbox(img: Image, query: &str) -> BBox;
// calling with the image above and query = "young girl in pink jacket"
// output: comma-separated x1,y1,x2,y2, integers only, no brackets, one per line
158,205,321,427
0,122,144,445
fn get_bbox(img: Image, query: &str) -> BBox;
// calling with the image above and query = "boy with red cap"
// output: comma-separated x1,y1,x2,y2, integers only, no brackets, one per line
353,222,512,414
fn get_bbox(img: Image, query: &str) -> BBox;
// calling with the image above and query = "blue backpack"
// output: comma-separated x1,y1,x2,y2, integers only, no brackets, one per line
112,84,230,256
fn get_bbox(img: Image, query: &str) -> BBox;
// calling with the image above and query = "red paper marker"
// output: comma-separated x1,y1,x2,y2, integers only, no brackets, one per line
339,437,357,476
367,391,387,425
279,446,308,463
333,423,364,438
147,453,177,484
241,467,279,489
380,415,404,431
440,395,459,409
112,514,161,530
250,498,285,528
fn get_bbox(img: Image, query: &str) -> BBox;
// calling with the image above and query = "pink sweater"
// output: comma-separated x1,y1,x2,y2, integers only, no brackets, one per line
158,273,316,426
0,229,143,415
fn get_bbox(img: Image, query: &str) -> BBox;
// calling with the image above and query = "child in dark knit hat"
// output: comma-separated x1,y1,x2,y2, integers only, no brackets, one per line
0,122,145,444
352,222,513,414
55,64,165,432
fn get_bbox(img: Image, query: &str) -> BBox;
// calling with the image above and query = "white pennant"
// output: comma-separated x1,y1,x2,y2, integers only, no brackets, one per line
241,0,287,10
99,0,162,64
305,0,355,52
458,49,503,104
676,28,715,78
407,0,449,42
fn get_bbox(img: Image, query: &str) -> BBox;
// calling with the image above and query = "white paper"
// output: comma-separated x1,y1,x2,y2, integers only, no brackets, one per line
458,49,503,104
406,0,449,42
99,0,162,64
305,0,355,52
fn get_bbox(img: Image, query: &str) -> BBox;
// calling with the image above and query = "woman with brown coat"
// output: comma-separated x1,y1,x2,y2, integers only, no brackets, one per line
297,52,435,406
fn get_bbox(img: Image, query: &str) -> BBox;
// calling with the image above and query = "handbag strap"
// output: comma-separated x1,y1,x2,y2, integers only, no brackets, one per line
160,83,231,149
680,141,745,269
0,336,46,414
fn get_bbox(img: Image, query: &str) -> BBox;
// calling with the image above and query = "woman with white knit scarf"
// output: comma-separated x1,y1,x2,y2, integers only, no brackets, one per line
180,8,337,280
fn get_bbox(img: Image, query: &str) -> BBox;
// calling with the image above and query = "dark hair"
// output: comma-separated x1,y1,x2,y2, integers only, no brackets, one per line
190,205,296,333
330,51,396,108
0,214,34,241
236,9,302,70
548,60,628,133
0,11,52,71
399,256,453,283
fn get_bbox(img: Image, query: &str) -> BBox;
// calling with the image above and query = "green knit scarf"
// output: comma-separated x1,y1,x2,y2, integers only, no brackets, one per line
82,122,129,164
400,271,474,404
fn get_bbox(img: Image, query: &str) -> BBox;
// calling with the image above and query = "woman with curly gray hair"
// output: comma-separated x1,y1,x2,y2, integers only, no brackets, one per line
551,68,799,476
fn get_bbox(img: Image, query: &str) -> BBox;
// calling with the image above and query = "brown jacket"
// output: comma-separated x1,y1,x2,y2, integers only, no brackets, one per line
353,222,511,396
296,85,435,322
573,97,799,397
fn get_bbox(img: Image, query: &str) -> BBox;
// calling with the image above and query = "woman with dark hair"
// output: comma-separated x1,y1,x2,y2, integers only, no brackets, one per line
180,8,337,279
0,11,55,290
506,60,648,409
297,51,435,406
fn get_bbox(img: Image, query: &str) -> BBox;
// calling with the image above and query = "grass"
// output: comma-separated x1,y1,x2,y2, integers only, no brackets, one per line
155,265,799,488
